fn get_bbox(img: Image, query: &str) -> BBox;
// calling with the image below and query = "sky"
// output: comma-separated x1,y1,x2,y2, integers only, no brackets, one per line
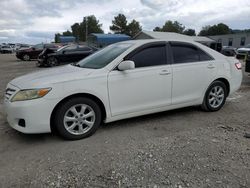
0,0,250,44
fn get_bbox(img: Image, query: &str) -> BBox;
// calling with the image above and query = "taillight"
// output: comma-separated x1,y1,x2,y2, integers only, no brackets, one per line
235,62,242,70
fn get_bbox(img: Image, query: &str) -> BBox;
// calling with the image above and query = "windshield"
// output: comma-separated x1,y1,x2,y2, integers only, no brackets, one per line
76,43,132,69
57,45,78,52
57,45,70,52
34,44,44,49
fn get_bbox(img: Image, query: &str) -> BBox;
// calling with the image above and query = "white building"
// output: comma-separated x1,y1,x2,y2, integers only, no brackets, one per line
208,33,250,48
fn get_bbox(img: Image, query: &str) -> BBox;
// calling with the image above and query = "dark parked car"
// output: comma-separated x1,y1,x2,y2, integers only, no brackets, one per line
221,46,236,56
245,52,250,73
16,43,60,61
236,44,250,59
37,45,97,67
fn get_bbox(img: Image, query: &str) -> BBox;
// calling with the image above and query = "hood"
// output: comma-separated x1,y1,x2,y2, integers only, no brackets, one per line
10,65,94,89
17,47,33,52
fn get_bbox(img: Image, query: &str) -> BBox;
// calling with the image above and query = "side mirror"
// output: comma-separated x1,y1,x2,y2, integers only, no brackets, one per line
118,60,135,71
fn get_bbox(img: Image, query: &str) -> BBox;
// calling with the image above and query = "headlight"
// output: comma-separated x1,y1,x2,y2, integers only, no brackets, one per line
11,88,51,102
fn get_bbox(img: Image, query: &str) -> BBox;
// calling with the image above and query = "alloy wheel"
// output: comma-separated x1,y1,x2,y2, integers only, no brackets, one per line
63,104,96,135
23,54,30,61
208,85,225,109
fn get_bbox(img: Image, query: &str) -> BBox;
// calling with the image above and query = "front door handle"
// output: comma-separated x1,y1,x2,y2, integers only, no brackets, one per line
207,64,215,69
159,70,171,75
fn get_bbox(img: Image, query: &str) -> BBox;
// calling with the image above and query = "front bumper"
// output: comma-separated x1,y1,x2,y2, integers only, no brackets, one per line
37,57,47,66
3,97,57,134
16,53,23,59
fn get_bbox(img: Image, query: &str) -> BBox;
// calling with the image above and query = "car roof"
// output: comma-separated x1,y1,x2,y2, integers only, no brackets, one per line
119,38,200,45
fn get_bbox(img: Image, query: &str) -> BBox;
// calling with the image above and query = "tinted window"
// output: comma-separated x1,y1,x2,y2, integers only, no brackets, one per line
34,44,44,49
199,50,213,61
241,37,246,46
65,45,77,50
129,45,166,68
171,44,213,64
78,46,92,51
45,44,57,48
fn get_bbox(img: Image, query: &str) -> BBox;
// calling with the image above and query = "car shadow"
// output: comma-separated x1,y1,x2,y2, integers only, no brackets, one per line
2,106,202,143
101,106,201,131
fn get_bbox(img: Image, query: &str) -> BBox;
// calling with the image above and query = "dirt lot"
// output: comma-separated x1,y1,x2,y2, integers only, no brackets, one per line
0,54,249,188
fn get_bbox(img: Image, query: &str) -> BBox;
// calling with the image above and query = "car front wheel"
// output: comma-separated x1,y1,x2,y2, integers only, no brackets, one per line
54,97,102,140
47,57,58,67
202,81,227,112
23,54,30,61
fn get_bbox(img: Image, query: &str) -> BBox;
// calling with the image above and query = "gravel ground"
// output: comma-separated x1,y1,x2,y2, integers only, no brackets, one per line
0,54,249,188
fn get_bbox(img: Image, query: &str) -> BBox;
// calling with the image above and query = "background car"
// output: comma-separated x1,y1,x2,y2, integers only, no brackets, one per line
245,52,250,73
37,45,97,67
236,44,250,59
0,45,14,54
221,46,236,56
16,43,61,61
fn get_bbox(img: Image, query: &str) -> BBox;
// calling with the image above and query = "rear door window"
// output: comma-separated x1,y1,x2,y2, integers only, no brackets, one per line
170,42,213,64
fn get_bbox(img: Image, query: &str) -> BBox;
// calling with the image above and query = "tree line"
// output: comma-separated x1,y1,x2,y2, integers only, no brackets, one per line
55,14,249,43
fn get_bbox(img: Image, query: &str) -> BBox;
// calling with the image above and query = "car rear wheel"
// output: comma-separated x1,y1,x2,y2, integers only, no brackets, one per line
201,81,227,112
47,57,58,67
23,54,30,61
54,97,102,140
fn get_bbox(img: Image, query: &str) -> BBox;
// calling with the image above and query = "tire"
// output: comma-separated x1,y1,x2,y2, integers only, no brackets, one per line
201,81,227,112
23,54,30,61
54,97,102,140
47,57,58,67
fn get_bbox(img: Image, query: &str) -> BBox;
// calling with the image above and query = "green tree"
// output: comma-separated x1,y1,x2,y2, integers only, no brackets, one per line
183,28,196,36
62,30,72,36
110,14,142,37
127,19,142,37
198,25,211,36
79,15,104,41
199,23,232,36
55,15,104,42
71,23,81,42
110,14,128,34
154,21,185,33
54,33,61,43
153,27,162,32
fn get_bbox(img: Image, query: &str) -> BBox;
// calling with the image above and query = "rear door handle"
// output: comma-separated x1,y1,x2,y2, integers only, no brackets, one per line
207,64,215,69
159,70,171,75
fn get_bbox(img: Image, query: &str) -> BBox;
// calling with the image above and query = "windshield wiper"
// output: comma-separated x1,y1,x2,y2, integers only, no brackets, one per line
71,63,81,67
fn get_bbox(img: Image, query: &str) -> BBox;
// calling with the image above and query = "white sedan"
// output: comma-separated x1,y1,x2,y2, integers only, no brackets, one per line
4,39,242,140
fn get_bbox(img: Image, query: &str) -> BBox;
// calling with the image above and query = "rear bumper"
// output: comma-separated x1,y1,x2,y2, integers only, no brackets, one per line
229,71,242,95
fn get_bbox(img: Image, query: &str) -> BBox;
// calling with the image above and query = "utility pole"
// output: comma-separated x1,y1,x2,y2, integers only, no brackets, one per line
85,17,88,43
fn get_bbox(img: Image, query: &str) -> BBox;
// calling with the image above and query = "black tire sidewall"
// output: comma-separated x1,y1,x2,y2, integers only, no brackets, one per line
47,57,58,67
204,81,227,111
54,97,102,140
